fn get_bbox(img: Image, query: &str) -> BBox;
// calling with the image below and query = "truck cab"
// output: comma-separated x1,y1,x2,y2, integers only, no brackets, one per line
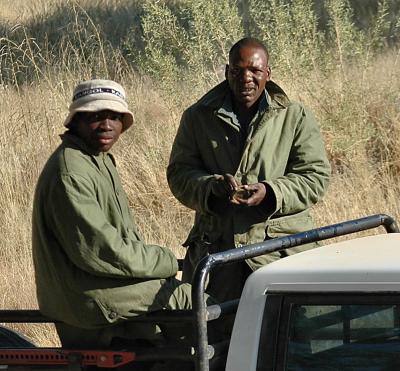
226,233,400,371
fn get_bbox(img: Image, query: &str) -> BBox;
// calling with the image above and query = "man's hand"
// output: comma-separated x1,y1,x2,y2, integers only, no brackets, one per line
231,182,267,206
211,174,239,198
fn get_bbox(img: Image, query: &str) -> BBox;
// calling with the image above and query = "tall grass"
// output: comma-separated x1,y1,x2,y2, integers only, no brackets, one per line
0,0,399,346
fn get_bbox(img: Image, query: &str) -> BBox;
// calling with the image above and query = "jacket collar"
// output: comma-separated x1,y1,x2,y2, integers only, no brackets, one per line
217,89,269,129
266,80,290,108
196,80,290,110
60,132,116,166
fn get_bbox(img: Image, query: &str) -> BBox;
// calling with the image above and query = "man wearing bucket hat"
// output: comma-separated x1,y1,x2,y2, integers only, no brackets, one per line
32,80,200,350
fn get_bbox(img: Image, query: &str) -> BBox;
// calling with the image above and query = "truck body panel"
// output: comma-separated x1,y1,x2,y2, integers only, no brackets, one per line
226,233,400,371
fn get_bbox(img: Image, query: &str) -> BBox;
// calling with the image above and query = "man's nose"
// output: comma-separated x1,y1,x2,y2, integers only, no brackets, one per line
240,69,252,81
99,118,112,130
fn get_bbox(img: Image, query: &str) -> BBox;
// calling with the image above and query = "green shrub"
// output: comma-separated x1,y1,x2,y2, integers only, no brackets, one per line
248,0,324,79
131,0,243,97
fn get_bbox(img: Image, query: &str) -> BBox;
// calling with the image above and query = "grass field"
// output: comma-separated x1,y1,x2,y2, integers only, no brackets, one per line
0,0,399,346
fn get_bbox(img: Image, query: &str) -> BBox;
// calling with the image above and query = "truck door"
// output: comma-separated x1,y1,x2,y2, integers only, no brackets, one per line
257,293,400,371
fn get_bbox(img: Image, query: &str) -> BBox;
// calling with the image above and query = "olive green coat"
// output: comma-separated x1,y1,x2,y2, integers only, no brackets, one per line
32,134,191,329
167,81,331,280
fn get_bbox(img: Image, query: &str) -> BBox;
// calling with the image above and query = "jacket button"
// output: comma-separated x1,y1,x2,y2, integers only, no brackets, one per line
108,311,117,320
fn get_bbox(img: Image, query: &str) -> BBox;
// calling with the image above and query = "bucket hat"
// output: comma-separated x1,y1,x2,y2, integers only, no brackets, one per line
64,79,134,131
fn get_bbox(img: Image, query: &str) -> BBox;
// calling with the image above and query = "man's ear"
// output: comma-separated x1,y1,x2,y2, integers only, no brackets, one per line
225,64,229,80
266,66,272,80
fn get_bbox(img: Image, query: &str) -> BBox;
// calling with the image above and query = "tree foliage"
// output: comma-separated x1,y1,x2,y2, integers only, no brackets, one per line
0,0,398,91
135,0,242,93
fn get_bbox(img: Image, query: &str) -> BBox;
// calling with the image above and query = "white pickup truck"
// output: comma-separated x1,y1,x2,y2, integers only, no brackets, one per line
0,214,398,371
227,226,400,370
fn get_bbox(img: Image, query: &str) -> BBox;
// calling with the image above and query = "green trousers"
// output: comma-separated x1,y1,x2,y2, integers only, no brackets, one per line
56,277,213,348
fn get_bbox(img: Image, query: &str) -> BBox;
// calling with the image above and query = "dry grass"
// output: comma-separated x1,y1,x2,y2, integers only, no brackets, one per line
0,0,46,22
0,0,399,347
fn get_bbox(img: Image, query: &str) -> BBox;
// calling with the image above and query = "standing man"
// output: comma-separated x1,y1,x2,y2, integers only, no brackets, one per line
32,79,196,348
167,38,331,302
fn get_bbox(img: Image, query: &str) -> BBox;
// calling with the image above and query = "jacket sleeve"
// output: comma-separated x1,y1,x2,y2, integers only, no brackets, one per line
266,106,331,216
47,173,178,279
167,108,217,214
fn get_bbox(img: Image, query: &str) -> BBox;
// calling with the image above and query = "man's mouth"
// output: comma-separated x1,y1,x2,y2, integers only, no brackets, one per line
98,137,113,145
239,87,254,95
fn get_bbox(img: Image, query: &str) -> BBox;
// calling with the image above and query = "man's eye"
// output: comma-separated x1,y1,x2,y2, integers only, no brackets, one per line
229,67,265,77
110,114,123,121
86,113,101,122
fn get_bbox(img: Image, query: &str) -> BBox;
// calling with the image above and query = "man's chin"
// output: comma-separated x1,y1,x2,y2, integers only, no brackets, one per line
90,143,114,153
95,138,116,152
99,145,113,152
236,96,257,109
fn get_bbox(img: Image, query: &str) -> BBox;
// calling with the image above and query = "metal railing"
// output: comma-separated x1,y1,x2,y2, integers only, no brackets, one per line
191,213,399,371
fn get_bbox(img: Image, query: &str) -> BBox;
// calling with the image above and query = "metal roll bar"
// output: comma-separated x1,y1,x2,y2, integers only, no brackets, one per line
192,213,399,371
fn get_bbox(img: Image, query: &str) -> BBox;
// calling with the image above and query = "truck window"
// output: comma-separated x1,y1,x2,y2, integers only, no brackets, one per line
283,295,400,370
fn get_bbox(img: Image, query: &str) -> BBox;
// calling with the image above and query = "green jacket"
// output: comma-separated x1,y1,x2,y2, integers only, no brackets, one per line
167,81,331,273
32,134,179,328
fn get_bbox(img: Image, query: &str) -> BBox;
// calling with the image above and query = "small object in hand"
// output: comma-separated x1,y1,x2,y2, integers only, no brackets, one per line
231,186,253,203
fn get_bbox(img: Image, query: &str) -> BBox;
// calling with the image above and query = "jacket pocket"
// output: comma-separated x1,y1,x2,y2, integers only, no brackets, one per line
235,220,269,246
266,210,314,238
181,239,207,284
183,213,222,249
